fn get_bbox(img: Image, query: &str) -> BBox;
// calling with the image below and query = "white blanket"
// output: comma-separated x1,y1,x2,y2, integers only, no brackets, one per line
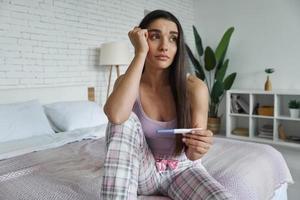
202,138,293,200
0,133,293,200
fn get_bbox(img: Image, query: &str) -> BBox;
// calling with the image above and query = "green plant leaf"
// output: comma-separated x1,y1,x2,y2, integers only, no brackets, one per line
193,25,203,57
215,27,234,63
187,25,237,119
185,44,206,80
265,68,275,74
211,80,224,104
288,100,300,109
204,47,216,71
223,73,237,90
215,46,227,77
215,59,229,82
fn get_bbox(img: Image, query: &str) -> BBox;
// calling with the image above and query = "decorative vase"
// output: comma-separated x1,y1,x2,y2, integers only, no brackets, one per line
278,124,287,140
289,109,300,118
207,117,221,134
264,75,272,91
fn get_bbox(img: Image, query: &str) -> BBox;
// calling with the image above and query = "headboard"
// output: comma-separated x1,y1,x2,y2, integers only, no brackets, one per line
0,85,93,104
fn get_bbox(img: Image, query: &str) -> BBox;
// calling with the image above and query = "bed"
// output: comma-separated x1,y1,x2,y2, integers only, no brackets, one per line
0,86,294,200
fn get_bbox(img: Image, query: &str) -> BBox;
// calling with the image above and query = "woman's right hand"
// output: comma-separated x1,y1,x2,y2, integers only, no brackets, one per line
128,27,149,56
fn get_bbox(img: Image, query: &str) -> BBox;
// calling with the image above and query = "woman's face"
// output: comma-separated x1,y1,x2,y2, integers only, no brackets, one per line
145,18,178,70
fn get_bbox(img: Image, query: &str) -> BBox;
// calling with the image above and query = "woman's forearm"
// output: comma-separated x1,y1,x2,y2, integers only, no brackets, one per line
104,53,146,124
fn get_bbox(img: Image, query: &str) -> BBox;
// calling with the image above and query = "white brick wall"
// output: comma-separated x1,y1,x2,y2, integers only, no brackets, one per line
0,0,196,106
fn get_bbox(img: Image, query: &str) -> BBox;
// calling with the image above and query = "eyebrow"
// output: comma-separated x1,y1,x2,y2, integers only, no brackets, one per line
148,29,178,35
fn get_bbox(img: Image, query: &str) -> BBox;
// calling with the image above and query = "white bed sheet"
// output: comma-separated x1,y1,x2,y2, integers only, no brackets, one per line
272,183,287,200
0,124,107,160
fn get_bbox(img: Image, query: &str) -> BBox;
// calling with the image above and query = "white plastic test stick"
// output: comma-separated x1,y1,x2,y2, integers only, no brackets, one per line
156,128,203,134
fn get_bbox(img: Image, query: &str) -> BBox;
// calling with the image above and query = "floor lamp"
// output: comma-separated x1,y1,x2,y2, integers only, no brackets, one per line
99,42,130,99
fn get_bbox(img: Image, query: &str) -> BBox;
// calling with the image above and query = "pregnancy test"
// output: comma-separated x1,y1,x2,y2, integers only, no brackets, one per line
156,128,203,134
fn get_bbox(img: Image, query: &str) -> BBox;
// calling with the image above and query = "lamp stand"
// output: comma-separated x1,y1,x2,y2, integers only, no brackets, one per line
106,64,120,99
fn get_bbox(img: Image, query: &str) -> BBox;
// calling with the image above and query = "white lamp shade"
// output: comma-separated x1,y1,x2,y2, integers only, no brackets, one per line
100,41,130,66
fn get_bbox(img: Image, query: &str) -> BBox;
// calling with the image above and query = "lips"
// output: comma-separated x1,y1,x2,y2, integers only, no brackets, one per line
155,54,170,61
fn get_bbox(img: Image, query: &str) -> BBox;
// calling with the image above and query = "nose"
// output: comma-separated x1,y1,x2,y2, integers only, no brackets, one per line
159,37,168,52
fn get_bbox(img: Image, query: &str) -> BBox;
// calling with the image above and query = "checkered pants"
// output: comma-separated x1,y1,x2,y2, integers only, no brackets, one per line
100,113,234,200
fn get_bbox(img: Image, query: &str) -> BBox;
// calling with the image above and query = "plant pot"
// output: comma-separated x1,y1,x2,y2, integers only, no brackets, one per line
289,109,300,118
207,117,221,134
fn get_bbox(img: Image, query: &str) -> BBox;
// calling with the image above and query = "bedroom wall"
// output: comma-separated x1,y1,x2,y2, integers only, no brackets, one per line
0,0,196,106
194,0,300,133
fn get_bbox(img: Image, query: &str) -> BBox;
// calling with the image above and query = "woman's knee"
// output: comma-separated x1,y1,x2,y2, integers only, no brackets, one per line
105,112,143,141
168,167,234,200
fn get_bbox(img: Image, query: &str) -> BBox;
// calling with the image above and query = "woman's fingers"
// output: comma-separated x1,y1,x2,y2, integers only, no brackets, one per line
184,134,213,144
128,26,149,55
182,137,211,150
190,129,213,136
182,129,213,156
183,130,213,144
128,27,147,36
185,143,209,154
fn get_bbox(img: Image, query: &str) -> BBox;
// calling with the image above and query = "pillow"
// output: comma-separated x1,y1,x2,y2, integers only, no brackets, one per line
0,100,55,142
44,101,107,132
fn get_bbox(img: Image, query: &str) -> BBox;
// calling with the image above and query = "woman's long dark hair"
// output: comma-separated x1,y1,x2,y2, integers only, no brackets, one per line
139,10,191,155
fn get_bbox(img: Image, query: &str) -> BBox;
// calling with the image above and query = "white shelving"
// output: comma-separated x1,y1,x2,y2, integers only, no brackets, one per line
226,89,300,148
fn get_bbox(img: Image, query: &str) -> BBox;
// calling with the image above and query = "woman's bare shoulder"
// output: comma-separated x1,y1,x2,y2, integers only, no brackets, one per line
186,74,208,94
186,74,209,113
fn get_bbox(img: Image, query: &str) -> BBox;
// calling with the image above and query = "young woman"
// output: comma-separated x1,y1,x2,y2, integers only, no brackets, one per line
101,10,234,200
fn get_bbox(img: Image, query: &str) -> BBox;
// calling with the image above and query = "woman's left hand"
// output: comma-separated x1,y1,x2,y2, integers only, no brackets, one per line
182,129,213,160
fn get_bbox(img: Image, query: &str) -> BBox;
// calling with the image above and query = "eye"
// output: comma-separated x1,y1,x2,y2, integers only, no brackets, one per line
169,36,178,43
149,33,160,40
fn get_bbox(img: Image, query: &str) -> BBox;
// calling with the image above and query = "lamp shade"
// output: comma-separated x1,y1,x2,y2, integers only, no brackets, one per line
99,41,130,66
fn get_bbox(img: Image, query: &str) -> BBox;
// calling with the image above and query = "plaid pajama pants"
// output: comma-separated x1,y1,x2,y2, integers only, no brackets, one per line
100,113,234,200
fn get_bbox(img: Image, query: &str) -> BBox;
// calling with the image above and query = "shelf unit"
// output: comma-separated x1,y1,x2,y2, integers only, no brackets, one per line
226,89,300,148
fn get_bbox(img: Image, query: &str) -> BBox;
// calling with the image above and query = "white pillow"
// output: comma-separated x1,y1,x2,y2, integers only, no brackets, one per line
44,101,107,132
0,100,55,142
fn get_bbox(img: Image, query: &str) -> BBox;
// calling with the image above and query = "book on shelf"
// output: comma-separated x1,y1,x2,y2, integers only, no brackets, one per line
258,130,272,136
231,94,249,114
259,124,273,132
231,100,240,113
257,133,273,139
258,123,273,139
259,130,272,134
236,96,249,114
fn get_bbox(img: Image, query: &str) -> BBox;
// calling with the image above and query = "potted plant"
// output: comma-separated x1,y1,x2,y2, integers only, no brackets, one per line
186,26,237,134
288,100,300,118
264,68,275,91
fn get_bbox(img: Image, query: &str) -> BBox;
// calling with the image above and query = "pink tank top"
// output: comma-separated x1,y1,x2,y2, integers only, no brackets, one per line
132,95,177,159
